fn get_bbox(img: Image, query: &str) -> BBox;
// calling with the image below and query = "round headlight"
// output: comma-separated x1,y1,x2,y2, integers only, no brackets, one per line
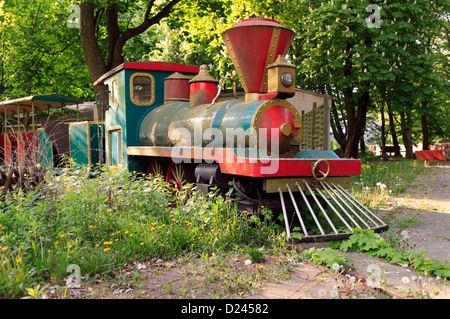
280,72,294,87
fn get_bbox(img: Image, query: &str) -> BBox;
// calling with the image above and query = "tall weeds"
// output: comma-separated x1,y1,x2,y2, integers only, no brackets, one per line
0,163,283,298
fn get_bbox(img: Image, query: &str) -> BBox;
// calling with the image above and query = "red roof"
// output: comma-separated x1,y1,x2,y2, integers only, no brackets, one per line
94,62,199,85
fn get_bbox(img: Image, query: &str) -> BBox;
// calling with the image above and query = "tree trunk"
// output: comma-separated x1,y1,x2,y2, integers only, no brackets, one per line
400,111,414,159
79,2,108,84
387,105,401,156
329,99,347,151
343,91,369,158
380,103,387,160
421,103,430,150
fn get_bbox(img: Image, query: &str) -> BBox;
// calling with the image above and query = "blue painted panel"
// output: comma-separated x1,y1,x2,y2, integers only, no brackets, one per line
294,150,340,159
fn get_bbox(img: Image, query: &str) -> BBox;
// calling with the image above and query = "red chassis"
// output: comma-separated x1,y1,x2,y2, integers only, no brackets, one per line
127,146,361,178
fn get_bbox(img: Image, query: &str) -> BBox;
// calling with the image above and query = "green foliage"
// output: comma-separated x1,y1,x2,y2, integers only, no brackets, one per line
330,229,450,279
301,247,353,269
0,0,92,100
0,164,286,298
246,247,265,263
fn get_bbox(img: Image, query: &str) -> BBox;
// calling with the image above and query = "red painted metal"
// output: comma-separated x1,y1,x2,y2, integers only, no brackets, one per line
258,105,298,155
189,81,218,107
127,146,361,177
123,62,199,74
8,133,25,165
258,93,278,101
164,73,190,102
94,62,199,85
222,18,294,93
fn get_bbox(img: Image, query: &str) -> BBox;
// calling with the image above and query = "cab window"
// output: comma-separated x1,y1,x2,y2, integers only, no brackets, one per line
130,73,155,106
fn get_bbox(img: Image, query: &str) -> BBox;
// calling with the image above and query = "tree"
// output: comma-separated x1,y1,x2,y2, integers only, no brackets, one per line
0,0,92,100
77,0,182,85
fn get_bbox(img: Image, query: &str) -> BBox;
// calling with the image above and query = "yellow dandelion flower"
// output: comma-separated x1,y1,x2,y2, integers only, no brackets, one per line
1,247,7,252
68,245,73,249
95,244,99,247
129,223,133,226
111,233,115,236
115,239,118,242
125,231,129,234
60,235,65,238
15,258,21,263
47,250,51,253
89,225,93,229
150,227,155,231
129,234,133,237
103,241,112,245
140,242,144,246
103,248,110,252
260,265,264,269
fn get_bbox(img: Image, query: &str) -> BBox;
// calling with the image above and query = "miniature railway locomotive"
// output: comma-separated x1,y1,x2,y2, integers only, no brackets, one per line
1,18,388,242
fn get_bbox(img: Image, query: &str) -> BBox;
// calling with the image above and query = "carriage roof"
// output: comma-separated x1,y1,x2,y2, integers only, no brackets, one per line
0,94,82,116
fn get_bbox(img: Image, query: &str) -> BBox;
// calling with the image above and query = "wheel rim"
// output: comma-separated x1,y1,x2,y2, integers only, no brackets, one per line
148,160,164,176
166,163,193,190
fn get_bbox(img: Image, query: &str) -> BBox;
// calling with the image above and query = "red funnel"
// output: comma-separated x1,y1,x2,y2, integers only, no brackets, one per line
222,18,294,94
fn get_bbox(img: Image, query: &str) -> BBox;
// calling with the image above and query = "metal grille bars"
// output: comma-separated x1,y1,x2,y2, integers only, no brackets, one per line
279,180,389,242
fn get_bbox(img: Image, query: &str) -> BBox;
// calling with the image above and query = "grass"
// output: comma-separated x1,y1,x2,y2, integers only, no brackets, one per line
0,163,286,298
350,158,438,207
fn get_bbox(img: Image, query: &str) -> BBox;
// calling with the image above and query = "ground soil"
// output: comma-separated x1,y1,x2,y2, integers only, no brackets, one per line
49,161,449,300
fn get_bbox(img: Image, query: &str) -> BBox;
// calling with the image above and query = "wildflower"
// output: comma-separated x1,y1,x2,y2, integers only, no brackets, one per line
401,230,409,239
129,223,133,226
330,289,339,298
260,265,264,269
402,277,410,284
60,235,65,238
115,239,118,242
103,248,110,252
111,233,115,236
150,227,155,231
103,241,112,245
140,242,144,246
89,225,93,229
1,247,7,252
129,234,133,237
47,250,51,253
67,245,73,249
15,258,21,263
332,263,340,271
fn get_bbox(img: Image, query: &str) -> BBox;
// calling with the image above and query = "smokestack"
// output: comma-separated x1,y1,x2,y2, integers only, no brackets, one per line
221,18,295,102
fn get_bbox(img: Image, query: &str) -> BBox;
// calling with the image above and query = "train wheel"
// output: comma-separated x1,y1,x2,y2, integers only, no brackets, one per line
147,160,165,177
165,162,195,190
